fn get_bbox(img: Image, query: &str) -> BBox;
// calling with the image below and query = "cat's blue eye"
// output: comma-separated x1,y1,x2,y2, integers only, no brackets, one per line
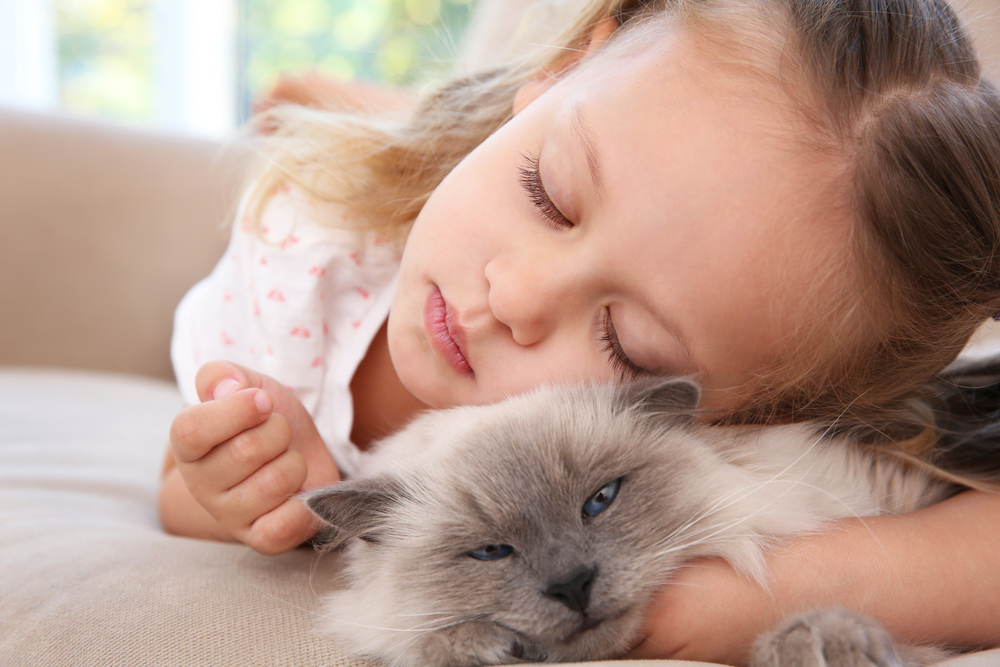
468,544,514,561
583,478,621,518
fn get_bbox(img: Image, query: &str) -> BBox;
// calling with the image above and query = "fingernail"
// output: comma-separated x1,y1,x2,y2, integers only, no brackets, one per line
213,378,240,400
254,390,272,415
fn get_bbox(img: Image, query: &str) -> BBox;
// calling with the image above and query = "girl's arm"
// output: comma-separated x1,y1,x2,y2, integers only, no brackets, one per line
629,489,1000,666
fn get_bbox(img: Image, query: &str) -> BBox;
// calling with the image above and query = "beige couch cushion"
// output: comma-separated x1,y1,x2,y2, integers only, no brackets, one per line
0,370,344,665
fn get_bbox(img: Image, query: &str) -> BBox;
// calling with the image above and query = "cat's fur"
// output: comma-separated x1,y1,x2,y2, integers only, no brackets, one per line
305,379,957,667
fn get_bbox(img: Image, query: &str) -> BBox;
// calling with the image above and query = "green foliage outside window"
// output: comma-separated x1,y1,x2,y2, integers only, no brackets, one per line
57,0,156,124
241,0,473,96
54,0,473,128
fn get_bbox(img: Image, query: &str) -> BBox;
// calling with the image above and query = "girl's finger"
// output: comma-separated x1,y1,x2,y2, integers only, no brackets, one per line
193,359,268,404
169,388,272,463
218,448,308,532
190,412,292,493
243,497,323,556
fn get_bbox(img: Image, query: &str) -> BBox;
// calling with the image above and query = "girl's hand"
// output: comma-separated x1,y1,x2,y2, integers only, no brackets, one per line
628,491,1000,666
166,361,340,555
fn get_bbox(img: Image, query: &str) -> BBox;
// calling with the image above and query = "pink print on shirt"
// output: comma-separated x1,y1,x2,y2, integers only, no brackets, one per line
171,184,401,478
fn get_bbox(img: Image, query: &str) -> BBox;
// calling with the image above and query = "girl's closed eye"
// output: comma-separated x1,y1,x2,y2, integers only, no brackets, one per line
601,309,653,382
518,153,574,230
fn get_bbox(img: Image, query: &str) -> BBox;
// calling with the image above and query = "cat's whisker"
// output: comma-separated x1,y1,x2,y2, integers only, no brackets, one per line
659,579,714,590
305,551,335,603
517,41,588,55
385,614,507,660
652,528,766,558
657,434,837,537
652,529,798,557
651,483,824,555
660,480,813,541
649,472,893,567
660,480,769,536
322,611,487,635
653,476,794,549
382,610,473,619
654,431,855,552
648,477,781,549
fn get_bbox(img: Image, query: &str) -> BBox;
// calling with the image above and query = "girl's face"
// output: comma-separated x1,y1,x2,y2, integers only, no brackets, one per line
388,23,851,412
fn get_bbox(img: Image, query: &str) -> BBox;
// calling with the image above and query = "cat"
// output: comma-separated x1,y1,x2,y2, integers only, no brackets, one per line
304,378,958,667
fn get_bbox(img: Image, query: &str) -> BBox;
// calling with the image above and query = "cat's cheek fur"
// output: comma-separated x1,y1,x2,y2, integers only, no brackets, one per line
315,541,513,667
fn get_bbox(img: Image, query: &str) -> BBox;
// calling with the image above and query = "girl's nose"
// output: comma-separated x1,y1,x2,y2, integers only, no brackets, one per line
484,253,586,346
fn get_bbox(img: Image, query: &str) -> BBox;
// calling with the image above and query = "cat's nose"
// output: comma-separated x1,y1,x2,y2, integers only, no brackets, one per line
544,567,596,614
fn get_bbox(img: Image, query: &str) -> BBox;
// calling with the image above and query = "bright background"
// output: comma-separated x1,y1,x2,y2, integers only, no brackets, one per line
0,0,472,138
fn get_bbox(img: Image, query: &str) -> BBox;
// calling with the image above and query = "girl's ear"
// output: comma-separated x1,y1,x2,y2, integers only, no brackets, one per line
513,16,617,115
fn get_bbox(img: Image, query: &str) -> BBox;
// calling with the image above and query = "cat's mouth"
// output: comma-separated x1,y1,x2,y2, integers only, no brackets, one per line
563,609,626,643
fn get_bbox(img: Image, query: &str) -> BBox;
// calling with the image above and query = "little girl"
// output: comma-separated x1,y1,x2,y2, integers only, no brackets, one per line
161,0,1000,663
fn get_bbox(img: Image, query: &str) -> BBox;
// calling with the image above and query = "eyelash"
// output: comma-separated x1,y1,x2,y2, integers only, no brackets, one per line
601,310,651,382
518,153,574,229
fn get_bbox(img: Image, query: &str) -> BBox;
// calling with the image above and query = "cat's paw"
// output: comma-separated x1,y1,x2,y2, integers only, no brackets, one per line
750,607,904,667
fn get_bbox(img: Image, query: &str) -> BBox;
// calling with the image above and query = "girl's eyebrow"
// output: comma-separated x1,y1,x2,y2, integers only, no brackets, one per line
571,102,605,200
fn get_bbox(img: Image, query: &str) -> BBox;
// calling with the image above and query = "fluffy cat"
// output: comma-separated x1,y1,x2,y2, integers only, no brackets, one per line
305,379,958,667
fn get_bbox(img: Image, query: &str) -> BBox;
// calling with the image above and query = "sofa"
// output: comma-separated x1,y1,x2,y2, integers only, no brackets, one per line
4,1,1000,664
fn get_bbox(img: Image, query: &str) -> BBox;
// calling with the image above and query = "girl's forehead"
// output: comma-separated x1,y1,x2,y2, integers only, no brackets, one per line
555,27,832,213
573,23,795,124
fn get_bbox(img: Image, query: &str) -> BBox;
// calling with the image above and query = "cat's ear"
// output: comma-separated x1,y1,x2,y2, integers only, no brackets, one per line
622,377,701,418
303,476,405,549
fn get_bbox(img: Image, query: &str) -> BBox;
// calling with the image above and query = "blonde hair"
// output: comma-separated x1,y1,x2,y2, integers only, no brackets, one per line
250,0,1000,470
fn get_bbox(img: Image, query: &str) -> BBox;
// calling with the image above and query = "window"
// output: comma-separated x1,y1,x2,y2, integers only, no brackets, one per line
240,0,474,120
0,0,472,138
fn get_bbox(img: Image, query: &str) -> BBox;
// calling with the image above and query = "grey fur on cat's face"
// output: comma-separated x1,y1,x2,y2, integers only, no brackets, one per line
305,379,946,667
306,380,724,665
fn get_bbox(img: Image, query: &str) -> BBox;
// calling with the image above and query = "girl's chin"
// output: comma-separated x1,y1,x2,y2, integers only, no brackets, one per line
395,364,463,410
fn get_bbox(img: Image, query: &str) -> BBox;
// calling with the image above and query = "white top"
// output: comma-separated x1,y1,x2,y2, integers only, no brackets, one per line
171,187,401,477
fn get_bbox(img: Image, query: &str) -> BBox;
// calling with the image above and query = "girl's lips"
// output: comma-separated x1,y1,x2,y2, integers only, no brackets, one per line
424,286,473,377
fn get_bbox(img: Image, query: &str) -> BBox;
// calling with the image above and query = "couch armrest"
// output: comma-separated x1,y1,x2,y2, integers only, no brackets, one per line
0,108,248,380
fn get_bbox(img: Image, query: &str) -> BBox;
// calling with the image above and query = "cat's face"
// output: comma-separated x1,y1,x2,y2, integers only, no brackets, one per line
307,380,718,666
